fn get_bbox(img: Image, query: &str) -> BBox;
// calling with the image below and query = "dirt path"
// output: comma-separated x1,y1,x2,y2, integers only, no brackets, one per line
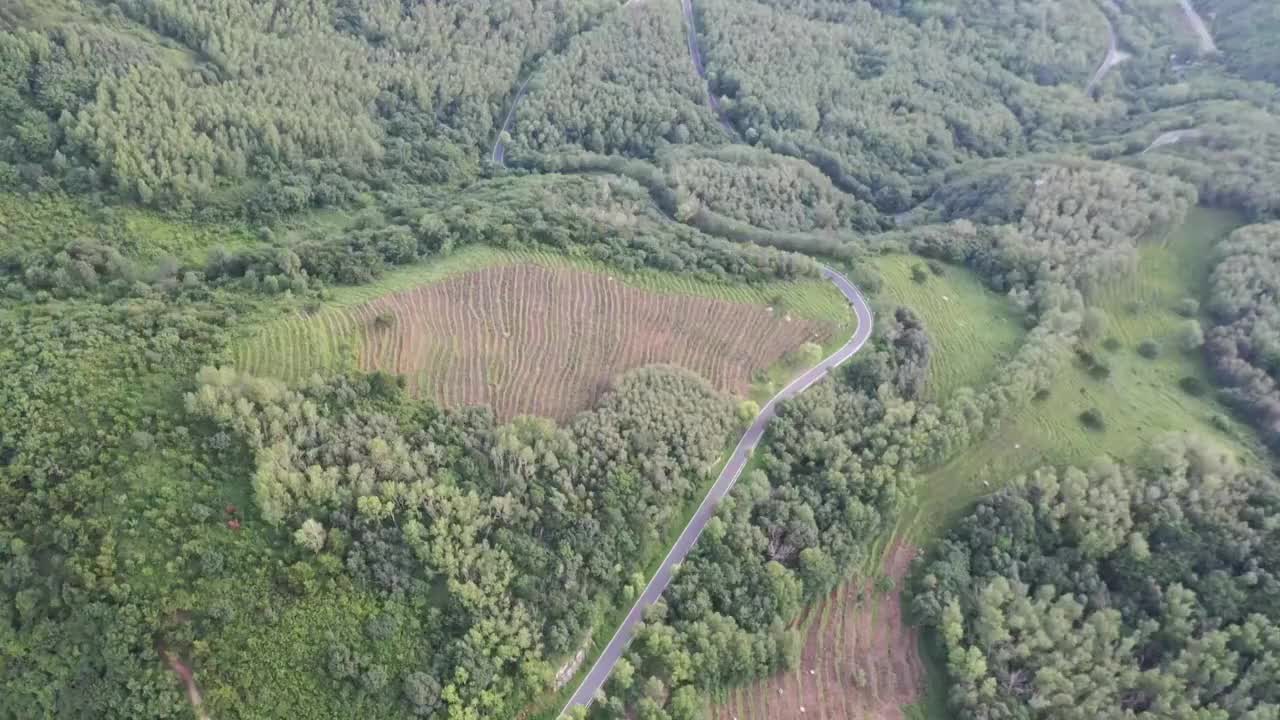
163,650,211,720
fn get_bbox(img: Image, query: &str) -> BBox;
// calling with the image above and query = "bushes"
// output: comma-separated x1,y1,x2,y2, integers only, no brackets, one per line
1079,408,1106,430
1178,320,1205,351
1137,339,1161,359
1179,376,1207,397
1075,348,1111,380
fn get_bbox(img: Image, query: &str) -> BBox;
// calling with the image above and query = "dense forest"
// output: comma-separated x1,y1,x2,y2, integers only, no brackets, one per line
507,0,723,158
911,435,1280,719
4,0,1280,718
1207,223,1280,452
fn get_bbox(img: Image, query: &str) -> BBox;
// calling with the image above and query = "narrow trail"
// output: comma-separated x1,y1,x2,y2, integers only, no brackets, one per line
559,266,874,716
1085,10,1131,95
1178,0,1218,54
163,650,211,720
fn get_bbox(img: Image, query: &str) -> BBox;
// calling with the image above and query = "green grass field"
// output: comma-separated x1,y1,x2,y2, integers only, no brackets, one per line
898,207,1253,542
228,245,857,385
871,254,1026,401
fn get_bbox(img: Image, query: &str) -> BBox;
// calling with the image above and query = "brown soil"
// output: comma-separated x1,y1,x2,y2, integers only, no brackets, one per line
329,264,833,421
162,649,211,720
716,543,924,720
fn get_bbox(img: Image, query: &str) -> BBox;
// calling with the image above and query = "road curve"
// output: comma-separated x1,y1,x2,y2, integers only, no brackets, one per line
559,265,874,716
1085,10,1131,95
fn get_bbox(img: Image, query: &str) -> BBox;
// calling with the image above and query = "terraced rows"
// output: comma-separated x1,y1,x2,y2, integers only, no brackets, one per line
234,263,834,421
714,544,925,720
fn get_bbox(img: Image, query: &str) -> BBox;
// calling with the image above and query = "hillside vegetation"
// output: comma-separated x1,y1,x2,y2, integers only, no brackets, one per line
4,1,1280,720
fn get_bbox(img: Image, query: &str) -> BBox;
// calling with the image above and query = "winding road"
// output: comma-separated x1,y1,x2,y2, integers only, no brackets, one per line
559,266,874,716
1085,10,1131,95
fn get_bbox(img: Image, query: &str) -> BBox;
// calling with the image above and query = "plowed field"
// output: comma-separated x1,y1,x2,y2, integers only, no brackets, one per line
234,258,844,421
714,544,924,720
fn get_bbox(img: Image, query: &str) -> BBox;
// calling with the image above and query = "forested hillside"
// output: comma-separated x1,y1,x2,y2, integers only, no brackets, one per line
912,435,1280,719
4,0,1280,719
1208,223,1280,452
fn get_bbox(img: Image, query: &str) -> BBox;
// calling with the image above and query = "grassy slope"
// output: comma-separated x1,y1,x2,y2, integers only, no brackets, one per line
898,207,1254,719
872,254,1026,400
900,207,1253,543
228,245,857,392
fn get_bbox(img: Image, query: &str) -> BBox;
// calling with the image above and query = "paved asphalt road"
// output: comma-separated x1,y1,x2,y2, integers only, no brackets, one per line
559,265,874,716
1085,10,1131,95
491,77,531,167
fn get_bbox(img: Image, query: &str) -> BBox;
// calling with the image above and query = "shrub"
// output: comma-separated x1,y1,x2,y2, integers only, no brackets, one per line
1178,376,1206,396
1088,362,1112,380
874,574,896,594
1081,308,1108,342
1102,337,1122,352
374,311,396,330
911,263,930,284
850,265,883,295
1033,388,1051,402
1079,408,1106,431
1178,320,1205,351
1137,339,1160,359
1175,297,1200,317
926,259,945,276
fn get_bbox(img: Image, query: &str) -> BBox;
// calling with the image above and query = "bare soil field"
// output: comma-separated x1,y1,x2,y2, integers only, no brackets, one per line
236,263,835,421
715,544,924,720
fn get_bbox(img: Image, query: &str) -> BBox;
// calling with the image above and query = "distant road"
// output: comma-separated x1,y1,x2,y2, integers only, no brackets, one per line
1085,10,1131,95
1178,0,1218,54
680,0,736,137
559,265,875,716
491,77,531,167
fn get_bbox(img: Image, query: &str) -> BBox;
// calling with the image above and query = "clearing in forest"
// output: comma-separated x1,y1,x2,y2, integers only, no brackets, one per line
232,248,852,421
902,207,1259,541
714,543,924,720
873,255,1026,401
